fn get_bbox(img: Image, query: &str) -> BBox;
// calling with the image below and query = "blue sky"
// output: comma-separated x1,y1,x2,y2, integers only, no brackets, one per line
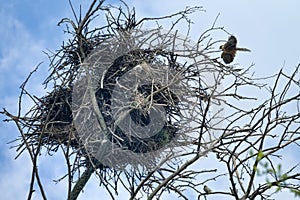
1,0,300,199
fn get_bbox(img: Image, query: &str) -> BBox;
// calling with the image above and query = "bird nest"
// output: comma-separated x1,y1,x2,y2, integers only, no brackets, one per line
38,48,182,155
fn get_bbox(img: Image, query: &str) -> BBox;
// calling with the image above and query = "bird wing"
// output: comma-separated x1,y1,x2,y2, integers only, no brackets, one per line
222,36,237,52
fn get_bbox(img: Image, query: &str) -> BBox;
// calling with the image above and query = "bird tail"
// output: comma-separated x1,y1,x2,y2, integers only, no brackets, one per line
236,47,251,52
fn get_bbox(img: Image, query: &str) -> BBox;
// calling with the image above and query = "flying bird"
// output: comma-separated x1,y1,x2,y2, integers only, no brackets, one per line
220,35,251,64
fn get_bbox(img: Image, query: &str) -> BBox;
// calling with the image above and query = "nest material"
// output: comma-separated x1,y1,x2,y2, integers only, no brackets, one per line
38,49,182,158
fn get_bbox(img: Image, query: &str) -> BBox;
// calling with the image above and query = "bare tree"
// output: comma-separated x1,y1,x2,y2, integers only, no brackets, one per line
1,1,300,200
